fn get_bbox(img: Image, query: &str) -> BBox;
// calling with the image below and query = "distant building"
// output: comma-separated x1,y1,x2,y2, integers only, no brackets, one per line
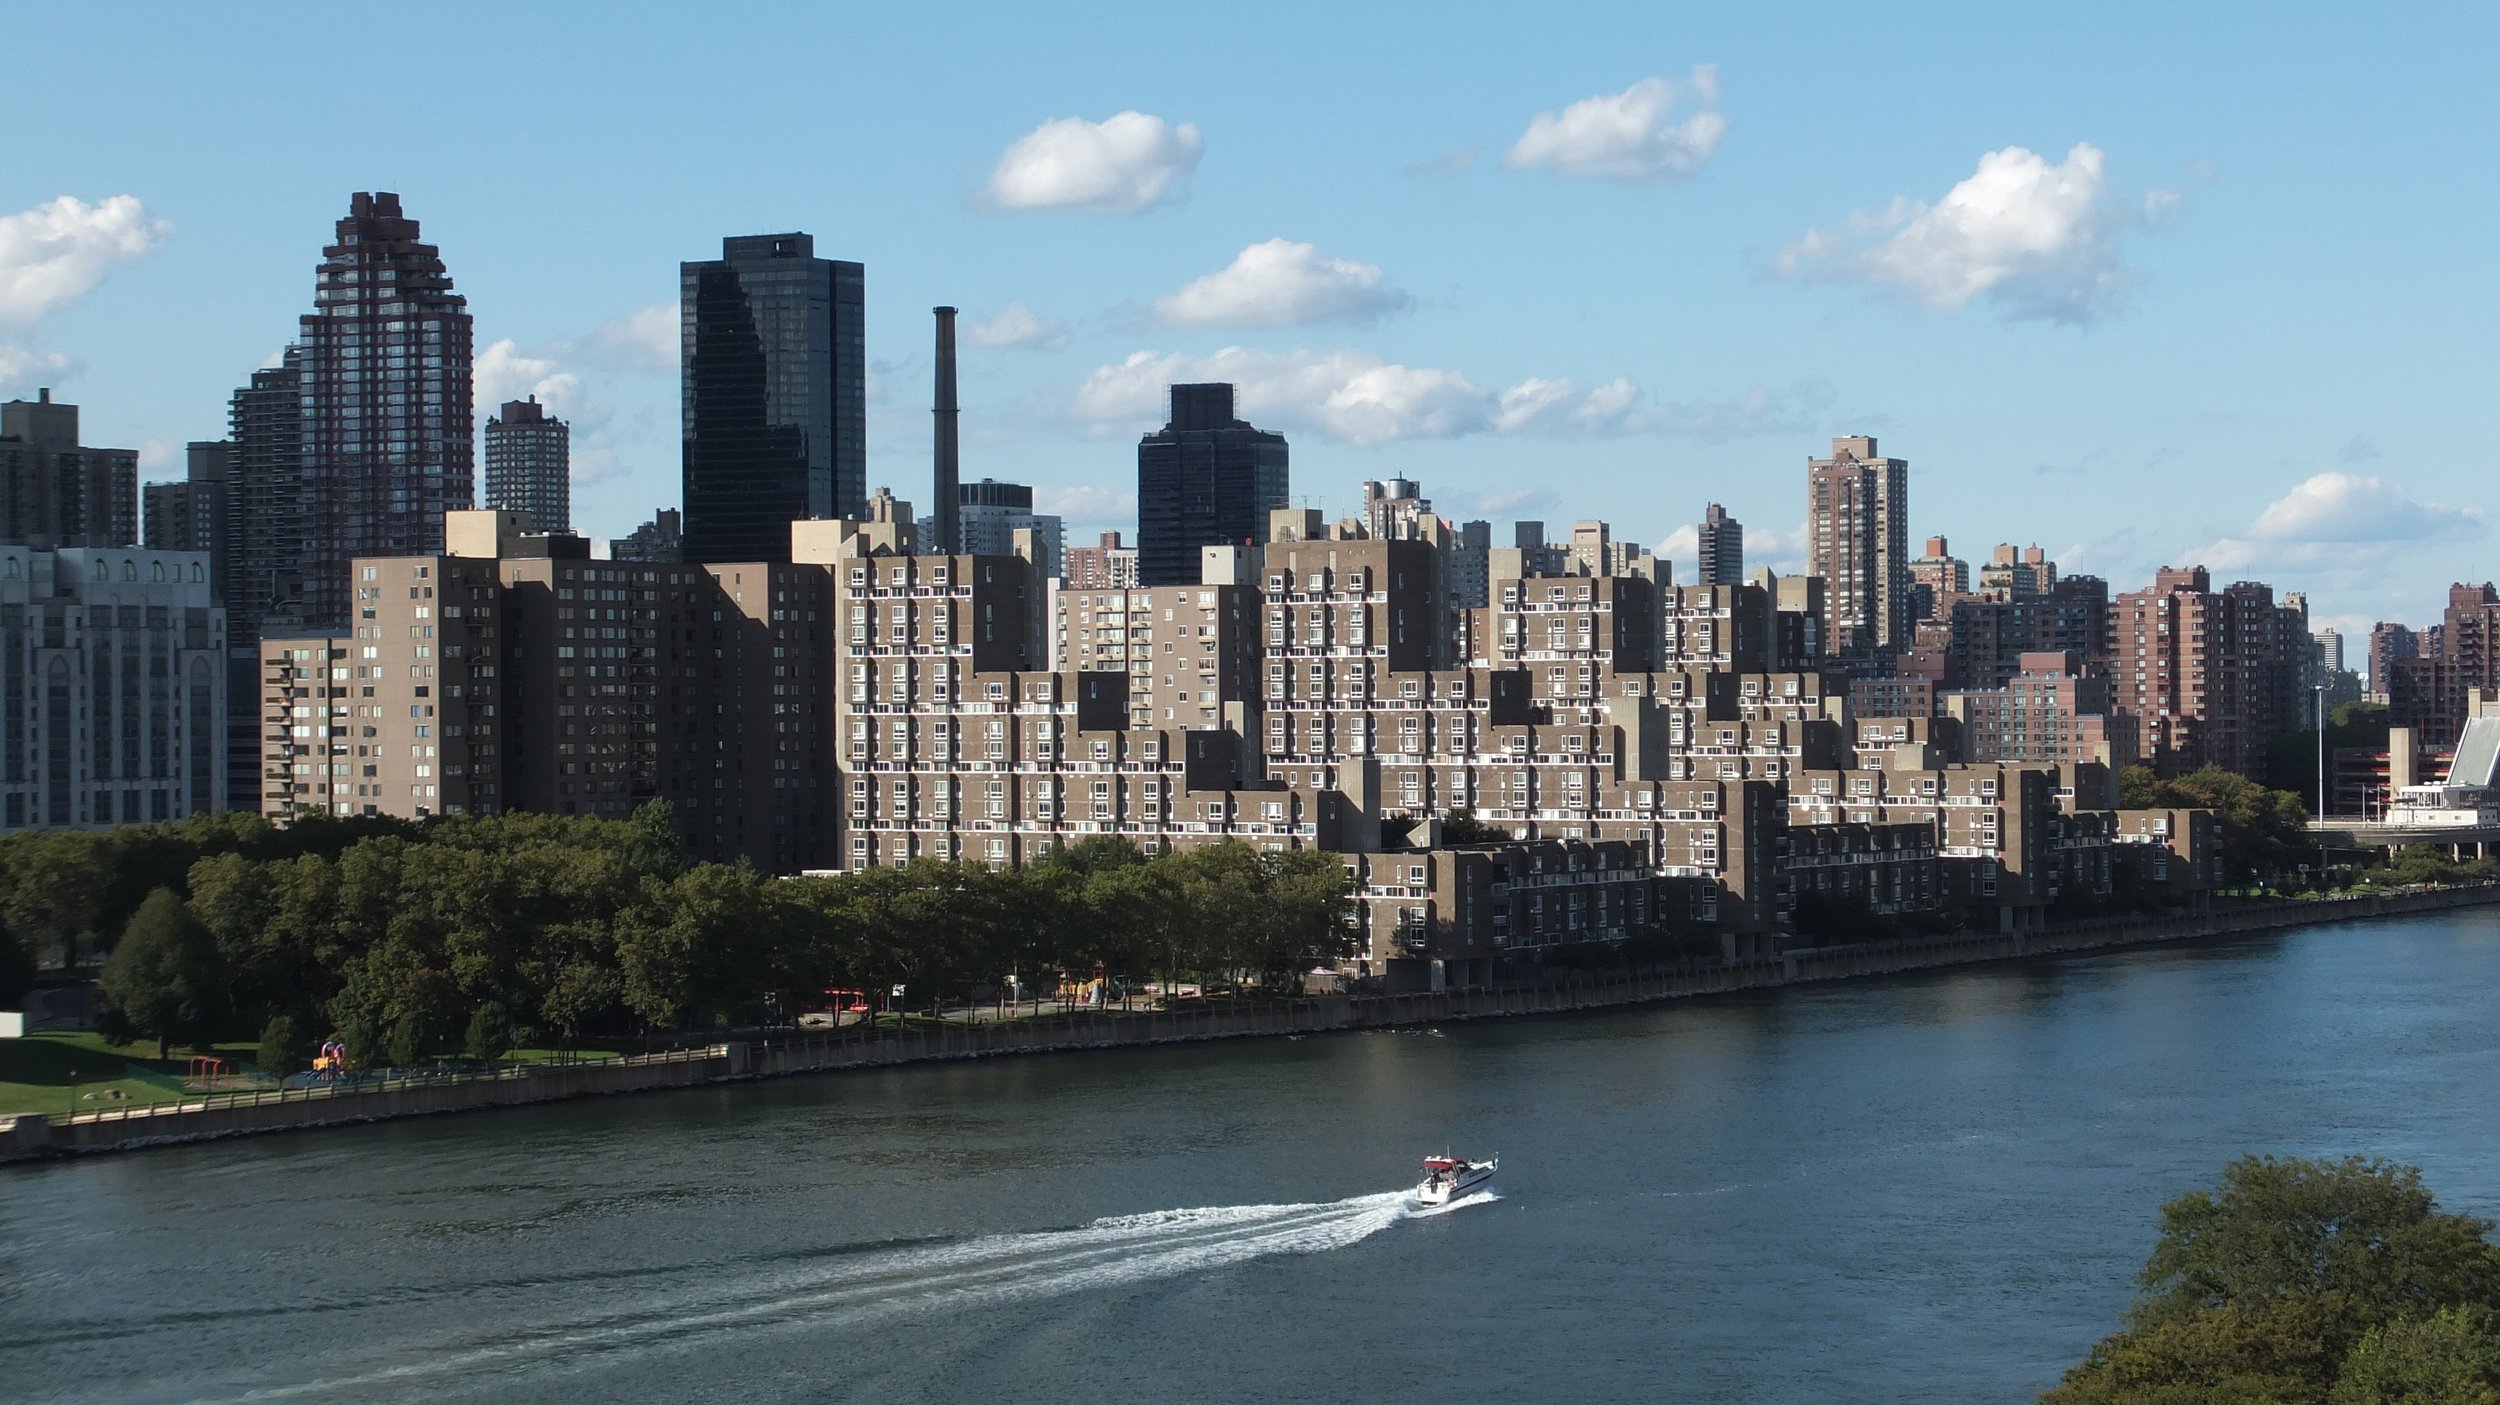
296,193,475,629
610,508,684,564
1978,543,2056,600
0,389,138,548
681,232,864,563
1909,535,1968,623
0,544,226,828
1943,650,2137,768
919,478,1062,576
144,441,235,605
484,396,569,533
2104,566,2310,776
228,349,305,640
1807,435,1910,669
1135,383,1288,586
1697,503,1743,587
1062,530,1137,589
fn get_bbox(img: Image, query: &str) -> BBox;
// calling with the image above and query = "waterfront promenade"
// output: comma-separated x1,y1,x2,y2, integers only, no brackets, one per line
7,884,2492,1165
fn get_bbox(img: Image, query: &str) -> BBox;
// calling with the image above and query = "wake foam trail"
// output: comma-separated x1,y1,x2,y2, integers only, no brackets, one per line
222,1191,1433,1403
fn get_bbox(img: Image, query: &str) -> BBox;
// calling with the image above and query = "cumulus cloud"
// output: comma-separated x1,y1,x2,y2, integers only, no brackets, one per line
1775,142,2174,324
1152,239,1411,328
1504,69,1727,183
473,339,632,488
985,112,1204,213
1076,348,1829,448
1652,519,1808,577
0,195,172,328
1036,484,1137,532
2183,473,2484,590
0,346,74,396
582,301,678,373
966,301,1070,351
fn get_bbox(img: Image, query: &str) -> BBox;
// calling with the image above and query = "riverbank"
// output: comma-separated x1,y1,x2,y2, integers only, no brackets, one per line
8,884,2494,1166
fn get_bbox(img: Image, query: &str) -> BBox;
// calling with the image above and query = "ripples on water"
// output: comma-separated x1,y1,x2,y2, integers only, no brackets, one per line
4,911,2499,1404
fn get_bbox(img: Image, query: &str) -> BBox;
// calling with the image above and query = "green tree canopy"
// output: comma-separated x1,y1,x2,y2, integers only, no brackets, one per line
2047,1157,2500,1405
99,888,227,1058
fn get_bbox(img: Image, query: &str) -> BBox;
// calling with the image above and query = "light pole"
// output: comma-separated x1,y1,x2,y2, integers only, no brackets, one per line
2316,683,2329,886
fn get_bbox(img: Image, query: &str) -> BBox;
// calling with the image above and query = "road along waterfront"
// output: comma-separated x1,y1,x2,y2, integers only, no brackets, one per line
3,903,2498,1403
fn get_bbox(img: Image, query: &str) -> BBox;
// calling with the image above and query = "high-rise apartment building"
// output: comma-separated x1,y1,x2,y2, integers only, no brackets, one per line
1909,535,1968,622
1979,544,2055,599
144,442,235,604
1806,435,1910,669
260,511,831,871
680,232,865,563
0,390,138,549
483,396,569,533
611,508,683,563
1061,530,1138,590
1697,503,1744,587
1,544,226,828
228,349,305,639
296,193,474,628
1135,383,1289,586
920,478,1063,575
2103,566,2309,775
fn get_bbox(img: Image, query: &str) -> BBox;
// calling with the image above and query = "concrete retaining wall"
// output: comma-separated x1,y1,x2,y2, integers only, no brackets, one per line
6,885,2491,1165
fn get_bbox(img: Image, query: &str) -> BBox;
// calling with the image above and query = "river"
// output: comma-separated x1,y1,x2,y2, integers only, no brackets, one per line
5,908,2499,1404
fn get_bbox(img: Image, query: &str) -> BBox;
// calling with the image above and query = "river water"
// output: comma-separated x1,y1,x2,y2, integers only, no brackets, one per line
6,908,2500,1404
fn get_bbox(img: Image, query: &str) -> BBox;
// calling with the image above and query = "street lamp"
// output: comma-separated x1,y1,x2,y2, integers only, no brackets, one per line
2316,683,2329,887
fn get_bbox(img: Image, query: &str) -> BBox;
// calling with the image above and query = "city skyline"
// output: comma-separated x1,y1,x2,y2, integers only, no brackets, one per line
3,3,2495,635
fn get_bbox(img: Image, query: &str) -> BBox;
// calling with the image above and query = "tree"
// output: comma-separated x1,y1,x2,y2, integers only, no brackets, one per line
2120,766,2165,811
2122,766,2317,886
2331,1307,2500,1405
258,1014,312,1076
98,888,227,1058
2046,1157,2500,1404
463,1000,514,1063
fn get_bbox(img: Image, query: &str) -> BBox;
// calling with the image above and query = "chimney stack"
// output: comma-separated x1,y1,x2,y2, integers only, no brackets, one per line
932,306,960,555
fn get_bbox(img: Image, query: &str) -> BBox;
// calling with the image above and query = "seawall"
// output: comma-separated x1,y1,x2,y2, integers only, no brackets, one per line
8,885,2494,1166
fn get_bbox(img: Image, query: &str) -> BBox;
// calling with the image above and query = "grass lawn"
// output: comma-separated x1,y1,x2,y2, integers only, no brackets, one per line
0,1031,258,1119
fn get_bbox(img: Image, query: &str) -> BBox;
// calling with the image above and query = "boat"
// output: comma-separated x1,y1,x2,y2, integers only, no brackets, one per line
1414,1153,1497,1206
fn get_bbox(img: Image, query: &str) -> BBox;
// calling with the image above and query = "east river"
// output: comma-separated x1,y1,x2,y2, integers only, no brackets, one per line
6,908,2500,1404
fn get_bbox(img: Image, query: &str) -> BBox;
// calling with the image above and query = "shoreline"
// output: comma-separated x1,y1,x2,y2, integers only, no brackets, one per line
9,885,2495,1167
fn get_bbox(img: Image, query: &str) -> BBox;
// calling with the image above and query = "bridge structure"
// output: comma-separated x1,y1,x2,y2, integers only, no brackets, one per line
2314,714,2500,859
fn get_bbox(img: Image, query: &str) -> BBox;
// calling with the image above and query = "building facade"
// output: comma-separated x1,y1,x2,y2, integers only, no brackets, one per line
1,545,226,828
680,232,865,563
295,192,475,629
0,390,138,550
1806,435,1910,669
1135,383,1289,587
1697,503,1744,587
483,396,570,533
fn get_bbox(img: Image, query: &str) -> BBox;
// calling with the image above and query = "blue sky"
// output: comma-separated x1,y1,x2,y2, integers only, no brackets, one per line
4,1,2494,635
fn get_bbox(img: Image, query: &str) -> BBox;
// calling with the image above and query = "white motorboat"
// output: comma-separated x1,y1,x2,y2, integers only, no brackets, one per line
1414,1153,1497,1206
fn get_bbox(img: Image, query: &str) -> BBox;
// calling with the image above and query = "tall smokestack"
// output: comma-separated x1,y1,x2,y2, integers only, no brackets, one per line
932,306,960,555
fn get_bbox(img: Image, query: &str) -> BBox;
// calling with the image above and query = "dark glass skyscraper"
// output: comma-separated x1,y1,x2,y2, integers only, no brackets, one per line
1135,383,1289,587
680,233,864,563
296,192,474,628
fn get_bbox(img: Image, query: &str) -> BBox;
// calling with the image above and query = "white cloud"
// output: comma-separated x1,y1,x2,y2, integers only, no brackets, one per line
1652,519,1808,577
475,339,582,416
0,195,172,328
0,346,74,396
966,301,1070,351
136,438,183,481
1076,348,1829,449
2182,473,2484,590
1775,143,2171,324
1477,487,1560,517
582,302,678,373
1152,239,1411,328
1504,70,1727,183
2245,473,2481,545
1036,484,1137,532
985,112,1204,213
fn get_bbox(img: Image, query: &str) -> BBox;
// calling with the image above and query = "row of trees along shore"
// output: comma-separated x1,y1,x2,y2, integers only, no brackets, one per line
0,805,1353,1067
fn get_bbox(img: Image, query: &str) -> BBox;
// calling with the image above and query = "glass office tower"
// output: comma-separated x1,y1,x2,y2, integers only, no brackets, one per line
1134,383,1289,587
680,233,865,563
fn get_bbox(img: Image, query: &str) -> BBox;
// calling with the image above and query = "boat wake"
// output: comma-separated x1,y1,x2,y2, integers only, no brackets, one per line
219,1188,1488,1402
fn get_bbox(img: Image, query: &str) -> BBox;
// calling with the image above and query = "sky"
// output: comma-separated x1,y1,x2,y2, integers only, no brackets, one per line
3,1,2495,637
